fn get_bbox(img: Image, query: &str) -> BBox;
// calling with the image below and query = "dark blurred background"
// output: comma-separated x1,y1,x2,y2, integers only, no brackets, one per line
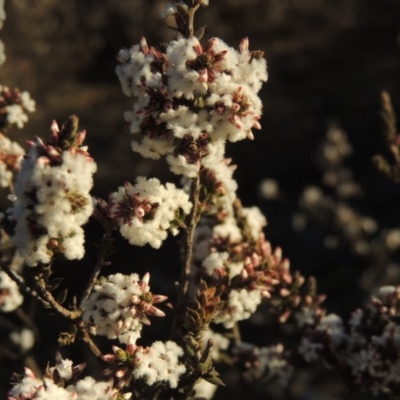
1,0,400,399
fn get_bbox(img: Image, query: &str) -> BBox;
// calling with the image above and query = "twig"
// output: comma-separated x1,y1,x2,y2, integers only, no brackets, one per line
80,232,112,303
232,322,242,345
35,282,81,320
0,262,50,308
78,322,102,359
172,173,201,337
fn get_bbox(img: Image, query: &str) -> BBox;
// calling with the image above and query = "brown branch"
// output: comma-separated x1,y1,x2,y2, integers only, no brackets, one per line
186,3,200,38
80,232,112,303
172,173,201,335
35,281,81,320
0,263,50,308
78,321,102,359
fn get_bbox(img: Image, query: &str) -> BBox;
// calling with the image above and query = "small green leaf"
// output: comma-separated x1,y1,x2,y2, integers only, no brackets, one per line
194,25,207,40
56,287,68,305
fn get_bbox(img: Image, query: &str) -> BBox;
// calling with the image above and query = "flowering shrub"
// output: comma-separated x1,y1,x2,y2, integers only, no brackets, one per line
1,1,400,399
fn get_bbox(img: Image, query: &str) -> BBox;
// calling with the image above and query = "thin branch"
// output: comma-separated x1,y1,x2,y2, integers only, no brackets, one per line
35,282,81,320
186,3,200,38
172,173,201,334
80,232,112,303
0,263,50,308
232,322,242,345
78,322,102,359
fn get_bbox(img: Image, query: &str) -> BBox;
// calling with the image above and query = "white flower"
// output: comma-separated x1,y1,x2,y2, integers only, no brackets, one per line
81,273,167,344
215,288,262,328
67,377,122,400
0,134,25,187
6,105,28,128
109,177,192,248
0,0,5,30
0,270,23,312
9,125,97,267
133,341,186,388
9,328,35,352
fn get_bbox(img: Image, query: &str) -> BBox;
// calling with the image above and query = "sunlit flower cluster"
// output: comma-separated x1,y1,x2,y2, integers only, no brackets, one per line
105,176,192,248
116,34,267,178
9,118,96,266
8,362,131,400
299,286,400,396
82,272,167,344
103,338,186,389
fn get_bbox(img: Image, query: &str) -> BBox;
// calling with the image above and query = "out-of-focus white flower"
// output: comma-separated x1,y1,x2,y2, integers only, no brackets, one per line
6,105,28,129
9,328,35,352
0,270,23,312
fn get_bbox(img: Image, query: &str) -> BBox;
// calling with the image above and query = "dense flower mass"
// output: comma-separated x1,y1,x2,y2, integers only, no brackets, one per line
9,117,96,266
0,133,25,187
103,339,186,389
7,362,131,400
82,272,167,343
116,34,267,178
106,177,192,248
298,286,400,396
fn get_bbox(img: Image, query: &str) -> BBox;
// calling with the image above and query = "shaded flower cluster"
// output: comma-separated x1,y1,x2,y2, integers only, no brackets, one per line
232,342,292,387
299,286,400,396
8,358,131,400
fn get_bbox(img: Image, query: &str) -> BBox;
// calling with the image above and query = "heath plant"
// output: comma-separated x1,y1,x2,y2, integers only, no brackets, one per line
1,1,400,400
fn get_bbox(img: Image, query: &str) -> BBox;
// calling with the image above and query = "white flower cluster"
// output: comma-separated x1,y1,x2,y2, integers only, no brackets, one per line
116,35,267,178
0,86,36,129
0,270,23,312
108,177,192,248
299,287,400,395
7,367,130,400
82,272,167,344
9,121,97,266
202,328,230,361
0,133,25,187
133,341,186,388
195,206,275,328
233,342,292,386
215,288,263,329
298,313,345,362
